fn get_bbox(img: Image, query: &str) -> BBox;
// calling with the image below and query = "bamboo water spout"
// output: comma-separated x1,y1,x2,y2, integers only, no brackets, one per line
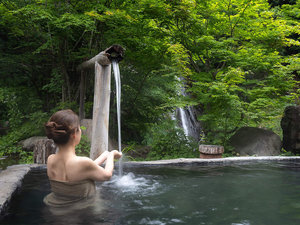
77,45,124,160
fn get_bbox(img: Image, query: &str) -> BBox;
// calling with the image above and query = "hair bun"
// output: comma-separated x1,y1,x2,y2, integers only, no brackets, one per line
45,121,69,143
44,109,79,145
45,121,57,129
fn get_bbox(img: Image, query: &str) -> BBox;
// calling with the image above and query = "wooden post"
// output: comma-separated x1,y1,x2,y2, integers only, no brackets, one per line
199,145,224,159
90,62,111,159
77,45,124,160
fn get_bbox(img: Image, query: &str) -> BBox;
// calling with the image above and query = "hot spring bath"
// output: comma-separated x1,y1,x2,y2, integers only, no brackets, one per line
1,157,300,225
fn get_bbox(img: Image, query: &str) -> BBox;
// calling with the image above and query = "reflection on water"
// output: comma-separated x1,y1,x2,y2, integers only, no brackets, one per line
2,161,300,225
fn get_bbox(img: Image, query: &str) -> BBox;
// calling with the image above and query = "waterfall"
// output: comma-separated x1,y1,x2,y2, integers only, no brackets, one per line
177,106,200,140
112,61,123,176
176,77,201,141
179,108,189,137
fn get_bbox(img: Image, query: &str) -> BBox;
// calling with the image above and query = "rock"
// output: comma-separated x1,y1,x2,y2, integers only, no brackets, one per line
20,136,48,151
199,145,224,159
281,106,300,154
33,139,58,164
229,127,281,156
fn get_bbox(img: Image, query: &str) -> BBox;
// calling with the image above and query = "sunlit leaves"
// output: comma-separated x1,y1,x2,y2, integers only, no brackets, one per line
1,0,299,151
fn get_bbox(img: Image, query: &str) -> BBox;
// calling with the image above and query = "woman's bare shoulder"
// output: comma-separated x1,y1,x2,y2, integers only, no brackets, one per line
66,156,103,181
69,156,95,169
46,154,56,166
71,156,111,181
74,156,93,163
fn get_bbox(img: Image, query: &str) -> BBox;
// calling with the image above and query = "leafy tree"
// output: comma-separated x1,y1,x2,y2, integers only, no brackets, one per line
0,0,299,160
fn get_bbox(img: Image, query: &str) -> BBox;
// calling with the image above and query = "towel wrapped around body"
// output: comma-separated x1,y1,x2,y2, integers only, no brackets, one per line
44,179,96,207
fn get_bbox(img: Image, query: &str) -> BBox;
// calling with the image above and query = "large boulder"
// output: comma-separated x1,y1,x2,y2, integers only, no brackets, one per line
229,127,282,156
281,106,300,154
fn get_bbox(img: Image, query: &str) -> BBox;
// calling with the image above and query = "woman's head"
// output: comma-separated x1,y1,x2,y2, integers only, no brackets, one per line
45,109,80,145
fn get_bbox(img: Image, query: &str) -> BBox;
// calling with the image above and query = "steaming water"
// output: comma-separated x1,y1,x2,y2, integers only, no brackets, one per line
112,61,123,176
4,162,300,225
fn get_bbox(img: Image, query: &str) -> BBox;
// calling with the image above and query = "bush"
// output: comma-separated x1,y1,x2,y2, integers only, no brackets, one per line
75,134,91,157
143,118,198,160
0,111,49,162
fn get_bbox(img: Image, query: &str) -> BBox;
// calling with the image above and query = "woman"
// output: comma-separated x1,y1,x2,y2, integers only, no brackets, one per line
43,109,122,208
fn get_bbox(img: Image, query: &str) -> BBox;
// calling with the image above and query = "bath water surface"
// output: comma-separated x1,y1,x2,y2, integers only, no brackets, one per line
2,161,300,225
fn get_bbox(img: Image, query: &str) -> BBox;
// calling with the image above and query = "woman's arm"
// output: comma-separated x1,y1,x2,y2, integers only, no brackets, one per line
76,150,122,181
101,150,122,177
94,150,110,166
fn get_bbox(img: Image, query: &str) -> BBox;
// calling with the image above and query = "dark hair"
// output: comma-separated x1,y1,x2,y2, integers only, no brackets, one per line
45,109,80,145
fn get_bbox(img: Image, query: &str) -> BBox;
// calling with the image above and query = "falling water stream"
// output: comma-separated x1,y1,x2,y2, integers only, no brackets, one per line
179,108,189,137
176,77,201,141
112,61,123,177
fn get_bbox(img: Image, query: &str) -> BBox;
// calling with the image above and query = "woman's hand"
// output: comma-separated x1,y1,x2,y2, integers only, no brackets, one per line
110,150,122,159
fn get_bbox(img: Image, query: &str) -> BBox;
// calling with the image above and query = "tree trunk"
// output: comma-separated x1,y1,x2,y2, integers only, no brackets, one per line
90,62,111,159
60,63,71,101
33,139,58,164
79,70,86,120
62,85,66,102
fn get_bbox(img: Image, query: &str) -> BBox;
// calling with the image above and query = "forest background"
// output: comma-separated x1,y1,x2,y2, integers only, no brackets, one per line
0,0,299,162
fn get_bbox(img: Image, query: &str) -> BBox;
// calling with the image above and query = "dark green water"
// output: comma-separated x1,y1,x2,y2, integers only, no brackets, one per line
2,162,300,225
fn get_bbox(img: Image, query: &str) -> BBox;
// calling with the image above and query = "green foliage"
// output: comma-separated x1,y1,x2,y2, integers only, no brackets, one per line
75,134,90,157
0,0,299,161
143,119,198,160
163,0,300,148
0,87,44,128
16,151,33,164
50,101,79,115
280,149,300,156
0,111,48,157
121,142,139,161
42,69,64,95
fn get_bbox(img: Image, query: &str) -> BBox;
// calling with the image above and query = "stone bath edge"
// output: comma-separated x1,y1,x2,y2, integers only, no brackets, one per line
1,156,300,217
124,156,300,166
0,164,44,218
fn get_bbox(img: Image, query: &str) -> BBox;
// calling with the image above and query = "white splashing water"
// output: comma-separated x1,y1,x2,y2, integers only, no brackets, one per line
112,61,123,176
103,172,160,195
